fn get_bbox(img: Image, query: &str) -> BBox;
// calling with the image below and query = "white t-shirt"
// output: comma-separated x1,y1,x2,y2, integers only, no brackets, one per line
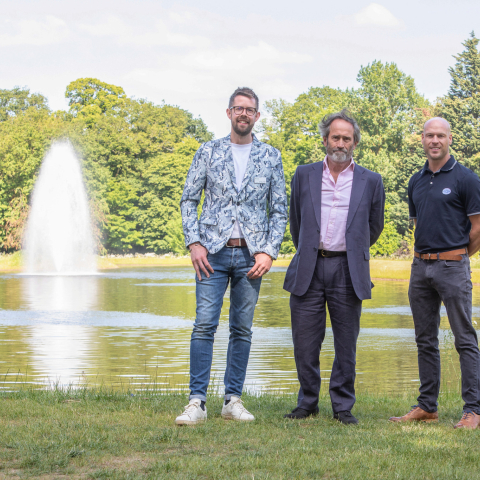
230,142,252,238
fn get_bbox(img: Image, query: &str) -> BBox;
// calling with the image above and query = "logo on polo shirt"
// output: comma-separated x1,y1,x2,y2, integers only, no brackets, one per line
442,188,451,195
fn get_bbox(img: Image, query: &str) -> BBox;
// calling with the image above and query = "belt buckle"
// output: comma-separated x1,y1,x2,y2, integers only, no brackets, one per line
321,249,326,257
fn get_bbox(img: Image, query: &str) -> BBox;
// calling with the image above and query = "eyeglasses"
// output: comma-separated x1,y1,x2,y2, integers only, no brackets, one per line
230,106,257,117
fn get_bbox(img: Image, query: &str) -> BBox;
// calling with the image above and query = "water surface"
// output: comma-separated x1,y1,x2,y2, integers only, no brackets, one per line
0,267,476,395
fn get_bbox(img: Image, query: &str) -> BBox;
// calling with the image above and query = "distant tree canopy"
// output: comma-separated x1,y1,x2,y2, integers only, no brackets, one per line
1,33,480,256
0,87,49,121
261,35,480,256
0,78,212,254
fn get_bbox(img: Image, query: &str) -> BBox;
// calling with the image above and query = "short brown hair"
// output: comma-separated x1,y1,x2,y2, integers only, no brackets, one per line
229,87,259,110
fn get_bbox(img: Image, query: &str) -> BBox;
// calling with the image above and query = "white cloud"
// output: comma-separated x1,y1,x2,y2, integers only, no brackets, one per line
78,16,131,37
0,15,69,47
78,16,211,48
182,41,312,71
354,3,403,28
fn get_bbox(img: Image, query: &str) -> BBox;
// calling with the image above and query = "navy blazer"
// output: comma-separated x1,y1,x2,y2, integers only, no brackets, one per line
283,161,385,300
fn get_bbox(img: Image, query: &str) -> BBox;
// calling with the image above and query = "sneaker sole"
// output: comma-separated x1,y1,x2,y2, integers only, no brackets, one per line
175,418,206,425
221,414,254,421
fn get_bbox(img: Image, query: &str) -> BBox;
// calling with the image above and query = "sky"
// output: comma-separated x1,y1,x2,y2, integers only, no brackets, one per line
1,0,479,138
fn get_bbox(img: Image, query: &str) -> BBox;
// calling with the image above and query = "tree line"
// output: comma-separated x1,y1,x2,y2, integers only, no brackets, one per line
1,33,480,256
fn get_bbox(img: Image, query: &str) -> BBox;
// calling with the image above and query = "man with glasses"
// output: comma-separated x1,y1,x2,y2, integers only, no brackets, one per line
176,87,287,425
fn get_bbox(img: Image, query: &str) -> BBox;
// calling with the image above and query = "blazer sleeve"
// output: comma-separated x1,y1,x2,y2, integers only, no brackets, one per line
263,150,288,259
369,174,385,247
289,167,301,250
180,144,207,248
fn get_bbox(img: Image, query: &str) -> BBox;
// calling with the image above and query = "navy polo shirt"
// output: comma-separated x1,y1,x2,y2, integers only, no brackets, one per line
408,155,480,253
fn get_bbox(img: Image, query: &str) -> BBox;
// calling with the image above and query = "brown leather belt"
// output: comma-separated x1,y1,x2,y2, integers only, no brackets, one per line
414,248,467,261
226,238,248,248
319,250,347,258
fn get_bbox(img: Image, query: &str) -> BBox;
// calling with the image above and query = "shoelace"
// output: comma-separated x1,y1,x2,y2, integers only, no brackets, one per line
231,398,250,414
407,405,420,415
460,412,474,421
182,402,201,415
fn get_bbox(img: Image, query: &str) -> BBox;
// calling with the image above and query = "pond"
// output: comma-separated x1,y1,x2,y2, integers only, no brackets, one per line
0,266,477,395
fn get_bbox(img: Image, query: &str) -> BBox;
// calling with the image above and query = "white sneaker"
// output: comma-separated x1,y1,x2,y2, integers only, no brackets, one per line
221,396,255,421
175,399,207,425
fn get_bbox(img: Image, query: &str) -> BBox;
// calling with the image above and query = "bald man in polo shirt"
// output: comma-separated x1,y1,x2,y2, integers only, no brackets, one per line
283,110,385,424
390,118,480,429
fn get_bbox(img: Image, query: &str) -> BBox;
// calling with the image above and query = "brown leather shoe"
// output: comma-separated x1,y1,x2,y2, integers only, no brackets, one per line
389,405,438,423
454,411,480,429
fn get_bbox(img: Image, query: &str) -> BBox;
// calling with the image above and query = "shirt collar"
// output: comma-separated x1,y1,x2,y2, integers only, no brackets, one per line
323,155,355,174
421,155,456,174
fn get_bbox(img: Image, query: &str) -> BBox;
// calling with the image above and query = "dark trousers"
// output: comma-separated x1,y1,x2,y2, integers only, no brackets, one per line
409,255,480,414
290,255,362,413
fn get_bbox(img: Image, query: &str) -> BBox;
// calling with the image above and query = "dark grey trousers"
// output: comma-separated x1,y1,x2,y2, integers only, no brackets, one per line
409,254,480,414
290,255,362,413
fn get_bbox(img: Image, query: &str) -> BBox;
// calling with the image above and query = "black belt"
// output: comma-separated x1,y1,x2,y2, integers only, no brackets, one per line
319,250,347,258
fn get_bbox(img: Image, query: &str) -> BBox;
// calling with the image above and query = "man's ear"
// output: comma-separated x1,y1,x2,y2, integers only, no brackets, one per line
322,136,328,148
226,108,232,120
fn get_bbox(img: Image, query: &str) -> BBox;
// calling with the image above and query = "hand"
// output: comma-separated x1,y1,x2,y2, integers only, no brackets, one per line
189,243,214,281
247,253,273,280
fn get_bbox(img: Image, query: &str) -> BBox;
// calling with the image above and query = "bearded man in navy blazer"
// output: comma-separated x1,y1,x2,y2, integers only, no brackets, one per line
283,110,385,424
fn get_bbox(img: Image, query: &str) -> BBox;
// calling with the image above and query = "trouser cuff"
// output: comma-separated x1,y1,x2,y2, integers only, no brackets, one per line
418,402,437,414
189,394,207,402
224,394,240,401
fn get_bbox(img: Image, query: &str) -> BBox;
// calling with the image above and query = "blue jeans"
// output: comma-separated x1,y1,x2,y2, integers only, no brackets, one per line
189,246,262,402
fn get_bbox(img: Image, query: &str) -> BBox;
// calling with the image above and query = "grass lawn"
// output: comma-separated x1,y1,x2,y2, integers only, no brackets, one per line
0,388,478,479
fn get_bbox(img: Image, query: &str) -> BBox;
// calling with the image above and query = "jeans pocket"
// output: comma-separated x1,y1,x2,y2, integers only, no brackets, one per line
443,260,463,268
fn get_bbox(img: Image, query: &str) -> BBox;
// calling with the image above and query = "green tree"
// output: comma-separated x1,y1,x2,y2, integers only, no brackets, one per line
0,108,65,251
65,78,127,125
370,204,402,257
441,32,480,173
350,61,429,236
104,181,143,253
137,138,200,253
0,87,49,122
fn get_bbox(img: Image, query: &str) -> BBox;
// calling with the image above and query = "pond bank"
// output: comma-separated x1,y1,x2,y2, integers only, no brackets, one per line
0,388,477,479
3,253,480,283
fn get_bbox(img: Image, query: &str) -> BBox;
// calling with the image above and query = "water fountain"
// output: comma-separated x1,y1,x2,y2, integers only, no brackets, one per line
23,142,97,275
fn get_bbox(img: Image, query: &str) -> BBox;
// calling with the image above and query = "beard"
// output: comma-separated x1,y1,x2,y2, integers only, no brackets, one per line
232,116,254,137
326,142,354,164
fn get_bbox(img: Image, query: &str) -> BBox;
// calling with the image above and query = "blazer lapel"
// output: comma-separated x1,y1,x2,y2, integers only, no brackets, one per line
346,166,366,230
223,136,237,191
238,135,261,193
309,162,323,230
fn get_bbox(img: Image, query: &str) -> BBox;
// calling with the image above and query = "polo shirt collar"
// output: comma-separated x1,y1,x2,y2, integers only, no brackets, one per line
421,155,456,174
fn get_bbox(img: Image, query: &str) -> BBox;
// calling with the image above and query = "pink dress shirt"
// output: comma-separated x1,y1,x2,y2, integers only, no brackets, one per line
319,156,355,251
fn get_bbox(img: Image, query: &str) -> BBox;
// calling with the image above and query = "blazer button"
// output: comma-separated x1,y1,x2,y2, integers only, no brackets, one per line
317,229,320,233
313,247,317,251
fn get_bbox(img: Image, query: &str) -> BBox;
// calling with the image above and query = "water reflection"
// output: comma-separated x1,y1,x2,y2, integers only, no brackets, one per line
0,267,475,394
23,275,98,311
